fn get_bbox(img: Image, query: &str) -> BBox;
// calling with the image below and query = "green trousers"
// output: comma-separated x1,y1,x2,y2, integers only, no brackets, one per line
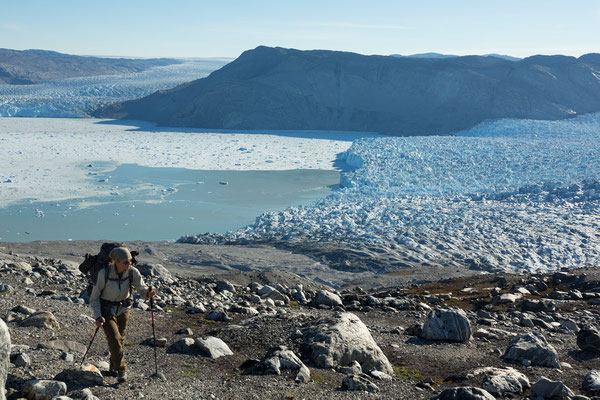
102,310,130,372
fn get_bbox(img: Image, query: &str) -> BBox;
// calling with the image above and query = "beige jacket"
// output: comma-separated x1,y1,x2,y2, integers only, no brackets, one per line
90,264,150,319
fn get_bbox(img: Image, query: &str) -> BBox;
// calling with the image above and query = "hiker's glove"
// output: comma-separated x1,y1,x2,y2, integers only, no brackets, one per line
96,317,105,328
147,288,156,299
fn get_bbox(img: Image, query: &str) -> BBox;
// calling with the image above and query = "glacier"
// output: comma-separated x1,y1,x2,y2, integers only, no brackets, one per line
0,59,228,117
180,114,600,274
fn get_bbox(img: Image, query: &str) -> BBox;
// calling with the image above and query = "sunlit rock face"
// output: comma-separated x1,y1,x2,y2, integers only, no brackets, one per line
97,46,600,136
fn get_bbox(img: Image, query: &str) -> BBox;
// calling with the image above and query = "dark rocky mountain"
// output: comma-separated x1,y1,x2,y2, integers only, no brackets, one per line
94,46,600,135
0,48,180,84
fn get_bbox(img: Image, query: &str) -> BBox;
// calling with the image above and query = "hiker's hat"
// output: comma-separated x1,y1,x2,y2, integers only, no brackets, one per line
109,247,132,263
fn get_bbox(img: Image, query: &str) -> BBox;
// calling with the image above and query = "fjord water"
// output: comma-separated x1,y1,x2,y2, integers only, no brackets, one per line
0,164,339,242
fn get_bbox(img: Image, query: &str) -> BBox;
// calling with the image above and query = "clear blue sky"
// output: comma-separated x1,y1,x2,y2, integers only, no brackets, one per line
2,0,598,59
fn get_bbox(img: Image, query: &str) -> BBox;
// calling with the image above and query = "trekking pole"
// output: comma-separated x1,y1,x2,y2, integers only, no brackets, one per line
81,326,100,366
149,286,164,379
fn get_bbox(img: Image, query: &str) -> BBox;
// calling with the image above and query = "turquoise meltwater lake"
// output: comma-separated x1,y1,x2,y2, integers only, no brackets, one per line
0,164,340,242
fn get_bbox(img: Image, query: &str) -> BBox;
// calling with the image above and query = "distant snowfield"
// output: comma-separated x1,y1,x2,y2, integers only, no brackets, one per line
0,60,229,117
183,113,600,273
0,118,372,207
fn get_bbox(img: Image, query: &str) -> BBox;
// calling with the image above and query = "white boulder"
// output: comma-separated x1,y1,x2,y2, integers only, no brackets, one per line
301,312,393,374
421,308,471,342
0,319,9,400
194,336,233,359
503,332,560,368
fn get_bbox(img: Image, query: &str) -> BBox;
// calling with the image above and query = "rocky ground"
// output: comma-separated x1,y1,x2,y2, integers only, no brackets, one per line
0,240,599,400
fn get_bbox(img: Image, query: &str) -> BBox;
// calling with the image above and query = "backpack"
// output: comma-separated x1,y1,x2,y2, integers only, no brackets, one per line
79,242,139,298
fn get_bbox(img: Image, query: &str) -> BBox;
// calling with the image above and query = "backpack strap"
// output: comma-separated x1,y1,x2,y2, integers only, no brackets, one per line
102,265,134,299
99,263,110,298
129,269,133,299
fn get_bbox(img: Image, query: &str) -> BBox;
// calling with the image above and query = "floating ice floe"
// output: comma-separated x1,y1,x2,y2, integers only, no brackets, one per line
0,117,365,207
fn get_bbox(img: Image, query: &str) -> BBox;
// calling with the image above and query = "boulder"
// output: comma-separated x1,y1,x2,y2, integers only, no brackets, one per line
301,312,393,374
251,346,310,383
503,332,560,368
313,290,343,308
0,318,9,400
135,263,172,279
577,328,600,354
54,364,103,386
176,328,193,335
11,305,35,315
75,388,100,400
0,285,13,294
338,360,362,375
230,306,259,316
582,370,600,393
256,285,274,296
421,308,471,342
469,367,530,395
531,377,574,399
263,289,289,304
167,338,195,354
370,370,392,380
22,380,67,400
430,387,496,400
194,337,233,359
341,374,379,393
292,285,307,302
135,300,150,311
187,303,206,314
215,280,236,293
38,340,86,354
492,293,521,305
7,261,32,273
473,328,512,341
406,323,423,337
206,310,232,322
11,353,31,367
19,311,60,330
519,299,546,312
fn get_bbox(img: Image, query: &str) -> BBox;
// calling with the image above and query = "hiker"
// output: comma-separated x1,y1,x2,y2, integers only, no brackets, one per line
89,246,156,383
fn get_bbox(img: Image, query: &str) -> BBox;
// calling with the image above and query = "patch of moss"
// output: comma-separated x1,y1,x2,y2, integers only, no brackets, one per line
394,363,421,381
180,362,203,377
311,373,331,385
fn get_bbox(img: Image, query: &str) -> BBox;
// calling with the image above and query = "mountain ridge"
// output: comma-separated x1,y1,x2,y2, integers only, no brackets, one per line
0,48,181,84
94,46,600,135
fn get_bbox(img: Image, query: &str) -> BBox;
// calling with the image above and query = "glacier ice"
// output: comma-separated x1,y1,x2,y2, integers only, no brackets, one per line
181,113,600,274
0,60,228,117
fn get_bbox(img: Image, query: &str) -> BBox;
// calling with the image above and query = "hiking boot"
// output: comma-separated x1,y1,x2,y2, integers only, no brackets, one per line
117,370,128,383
